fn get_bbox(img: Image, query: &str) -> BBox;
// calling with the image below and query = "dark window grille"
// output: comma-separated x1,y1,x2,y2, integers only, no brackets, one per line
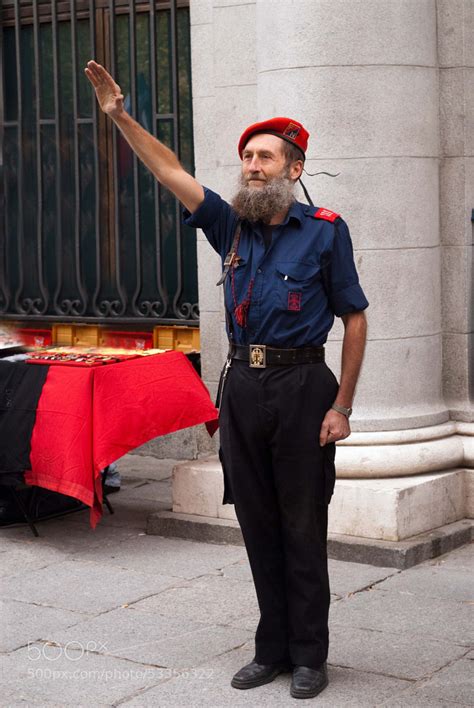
0,0,198,326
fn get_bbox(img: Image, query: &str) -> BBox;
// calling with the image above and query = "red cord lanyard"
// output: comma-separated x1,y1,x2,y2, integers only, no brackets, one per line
228,230,253,329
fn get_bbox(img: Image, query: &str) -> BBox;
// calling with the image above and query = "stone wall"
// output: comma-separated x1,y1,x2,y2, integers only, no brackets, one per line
190,0,258,414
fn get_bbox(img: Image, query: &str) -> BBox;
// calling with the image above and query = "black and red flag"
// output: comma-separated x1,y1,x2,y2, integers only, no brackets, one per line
0,352,218,528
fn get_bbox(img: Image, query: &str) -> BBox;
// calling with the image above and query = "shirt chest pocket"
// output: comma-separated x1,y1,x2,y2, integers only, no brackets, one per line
275,261,320,313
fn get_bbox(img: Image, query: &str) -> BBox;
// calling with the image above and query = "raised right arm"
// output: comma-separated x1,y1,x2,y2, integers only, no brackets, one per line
84,60,204,214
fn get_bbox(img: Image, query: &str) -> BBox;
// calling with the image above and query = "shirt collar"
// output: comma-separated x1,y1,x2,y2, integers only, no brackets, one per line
242,200,305,234
281,200,304,227
255,201,305,229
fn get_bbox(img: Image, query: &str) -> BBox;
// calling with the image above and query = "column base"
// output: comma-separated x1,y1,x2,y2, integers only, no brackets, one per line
167,455,473,541
146,511,473,570
328,469,469,540
332,421,473,477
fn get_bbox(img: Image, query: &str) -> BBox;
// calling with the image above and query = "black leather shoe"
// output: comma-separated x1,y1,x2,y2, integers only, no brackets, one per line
231,660,291,690
290,663,328,699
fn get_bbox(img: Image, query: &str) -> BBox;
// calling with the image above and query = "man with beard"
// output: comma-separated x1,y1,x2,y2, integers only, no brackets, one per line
85,61,369,699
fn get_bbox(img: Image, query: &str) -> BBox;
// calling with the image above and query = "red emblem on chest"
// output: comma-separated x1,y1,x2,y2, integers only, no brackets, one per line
288,291,302,312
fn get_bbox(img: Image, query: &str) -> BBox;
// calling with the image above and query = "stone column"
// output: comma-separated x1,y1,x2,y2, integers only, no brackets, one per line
257,0,444,431
438,0,474,422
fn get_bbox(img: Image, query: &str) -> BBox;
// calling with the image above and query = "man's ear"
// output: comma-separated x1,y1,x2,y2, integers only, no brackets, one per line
290,160,304,180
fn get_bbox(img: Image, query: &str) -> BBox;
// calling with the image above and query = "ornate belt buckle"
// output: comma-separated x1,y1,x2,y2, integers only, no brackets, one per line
249,344,266,368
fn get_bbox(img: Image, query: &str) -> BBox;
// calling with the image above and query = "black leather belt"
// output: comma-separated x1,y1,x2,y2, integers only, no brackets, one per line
229,344,325,368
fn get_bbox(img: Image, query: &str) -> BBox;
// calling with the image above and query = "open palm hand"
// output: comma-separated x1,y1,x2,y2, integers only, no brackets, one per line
84,60,124,118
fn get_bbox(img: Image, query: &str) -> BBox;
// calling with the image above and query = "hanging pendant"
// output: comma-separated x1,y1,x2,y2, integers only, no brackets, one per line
235,301,249,328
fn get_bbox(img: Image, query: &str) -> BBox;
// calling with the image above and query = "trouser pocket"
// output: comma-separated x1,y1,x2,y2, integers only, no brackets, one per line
215,358,232,410
218,446,235,505
322,442,336,505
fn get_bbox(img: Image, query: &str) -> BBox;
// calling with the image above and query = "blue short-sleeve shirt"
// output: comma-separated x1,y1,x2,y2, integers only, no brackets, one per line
183,187,369,347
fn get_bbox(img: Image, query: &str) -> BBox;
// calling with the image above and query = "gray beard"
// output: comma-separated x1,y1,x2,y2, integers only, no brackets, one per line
231,174,296,223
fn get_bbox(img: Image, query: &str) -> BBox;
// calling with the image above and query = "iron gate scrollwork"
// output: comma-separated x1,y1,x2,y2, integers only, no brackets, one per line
0,0,198,325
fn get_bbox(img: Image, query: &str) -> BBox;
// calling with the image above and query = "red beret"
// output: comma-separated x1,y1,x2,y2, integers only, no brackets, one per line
238,117,309,159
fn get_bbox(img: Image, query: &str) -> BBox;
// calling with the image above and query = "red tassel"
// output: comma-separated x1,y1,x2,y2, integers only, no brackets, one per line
235,302,249,328
232,273,254,329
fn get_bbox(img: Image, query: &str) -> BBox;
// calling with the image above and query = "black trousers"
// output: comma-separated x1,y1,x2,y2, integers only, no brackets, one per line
219,359,339,669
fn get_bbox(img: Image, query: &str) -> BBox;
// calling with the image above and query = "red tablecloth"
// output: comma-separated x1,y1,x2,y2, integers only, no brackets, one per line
23,351,218,527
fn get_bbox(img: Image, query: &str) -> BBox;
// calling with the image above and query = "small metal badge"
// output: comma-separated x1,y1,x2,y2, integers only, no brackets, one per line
249,344,266,368
216,252,242,286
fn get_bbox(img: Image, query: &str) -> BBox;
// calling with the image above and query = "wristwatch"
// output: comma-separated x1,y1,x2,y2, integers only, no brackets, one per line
331,403,352,418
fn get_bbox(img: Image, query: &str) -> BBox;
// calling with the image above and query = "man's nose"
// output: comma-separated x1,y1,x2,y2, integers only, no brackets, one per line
248,155,261,172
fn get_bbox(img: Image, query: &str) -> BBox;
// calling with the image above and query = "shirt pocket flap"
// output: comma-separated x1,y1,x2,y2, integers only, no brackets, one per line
276,261,320,282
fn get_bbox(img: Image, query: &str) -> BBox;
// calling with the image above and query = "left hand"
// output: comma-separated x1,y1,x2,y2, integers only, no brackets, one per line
85,61,125,119
319,408,351,446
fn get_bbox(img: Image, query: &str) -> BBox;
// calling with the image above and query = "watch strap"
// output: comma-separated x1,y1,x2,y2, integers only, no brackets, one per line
331,403,352,418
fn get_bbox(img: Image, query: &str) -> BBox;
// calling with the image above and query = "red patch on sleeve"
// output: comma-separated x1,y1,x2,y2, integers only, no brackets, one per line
313,207,340,223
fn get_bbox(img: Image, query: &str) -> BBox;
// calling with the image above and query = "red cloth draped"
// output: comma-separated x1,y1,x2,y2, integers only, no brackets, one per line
24,352,218,527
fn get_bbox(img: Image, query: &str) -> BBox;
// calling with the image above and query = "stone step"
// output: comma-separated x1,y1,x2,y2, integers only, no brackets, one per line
146,511,473,570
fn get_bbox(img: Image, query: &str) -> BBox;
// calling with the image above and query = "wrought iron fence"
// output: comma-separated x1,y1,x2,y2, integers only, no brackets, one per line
0,0,198,325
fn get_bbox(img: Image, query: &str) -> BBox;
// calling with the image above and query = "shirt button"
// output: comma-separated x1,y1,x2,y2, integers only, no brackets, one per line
257,268,262,274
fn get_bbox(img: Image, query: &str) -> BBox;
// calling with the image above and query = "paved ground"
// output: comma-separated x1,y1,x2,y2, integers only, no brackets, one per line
0,454,472,707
